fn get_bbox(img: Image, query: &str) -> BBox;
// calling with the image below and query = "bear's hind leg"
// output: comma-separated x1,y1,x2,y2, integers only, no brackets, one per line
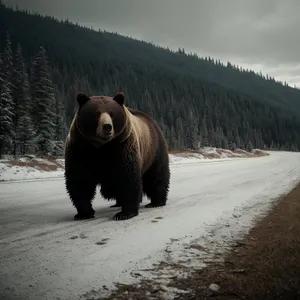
143,160,170,208
65,176,97,220
100,185,121,208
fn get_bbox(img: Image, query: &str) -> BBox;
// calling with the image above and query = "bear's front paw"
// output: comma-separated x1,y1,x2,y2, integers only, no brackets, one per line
74,213,95,221
113,211,138,221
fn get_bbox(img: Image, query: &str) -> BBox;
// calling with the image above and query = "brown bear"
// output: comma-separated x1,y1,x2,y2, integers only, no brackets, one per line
64,92,170,221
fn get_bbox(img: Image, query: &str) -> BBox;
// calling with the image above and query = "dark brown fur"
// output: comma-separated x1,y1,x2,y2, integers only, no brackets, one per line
64,92,170,221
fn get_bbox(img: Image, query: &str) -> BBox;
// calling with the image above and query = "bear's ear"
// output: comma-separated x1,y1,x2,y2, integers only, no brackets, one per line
77,92,90,107
113,92,125,106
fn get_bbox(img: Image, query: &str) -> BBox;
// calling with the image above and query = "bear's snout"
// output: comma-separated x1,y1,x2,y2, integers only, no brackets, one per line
97,112,114,139
103,123,112,135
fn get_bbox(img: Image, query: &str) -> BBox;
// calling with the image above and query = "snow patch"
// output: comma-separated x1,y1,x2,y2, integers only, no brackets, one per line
0,148,265,182
0,157,64,181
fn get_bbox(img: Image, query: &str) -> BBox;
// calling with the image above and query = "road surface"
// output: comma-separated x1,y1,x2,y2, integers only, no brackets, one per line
1,151,300,300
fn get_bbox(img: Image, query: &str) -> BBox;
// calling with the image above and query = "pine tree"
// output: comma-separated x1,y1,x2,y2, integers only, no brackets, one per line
186,109,200,150
222,136,229,149
2,31,14,93
31,46,56,154
169,125,177,150
0,45,3,87
13,44,36,154
232,125,241,149
53,93,67,156
200,116,209,148
200,98,211,148
212,127,224,149
143,90,157,120
0,80,15,157
175,116,184,149
0,31,15,157
246,140,253,152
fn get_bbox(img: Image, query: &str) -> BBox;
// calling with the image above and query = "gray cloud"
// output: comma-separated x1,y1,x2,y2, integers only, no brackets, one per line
3,0,300,86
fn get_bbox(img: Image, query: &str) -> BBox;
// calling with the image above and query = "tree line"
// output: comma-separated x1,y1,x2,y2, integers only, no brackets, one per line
0,32,66,158
1,2,300,158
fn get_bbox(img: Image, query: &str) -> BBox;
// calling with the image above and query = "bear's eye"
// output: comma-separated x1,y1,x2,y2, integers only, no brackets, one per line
109,111,114,118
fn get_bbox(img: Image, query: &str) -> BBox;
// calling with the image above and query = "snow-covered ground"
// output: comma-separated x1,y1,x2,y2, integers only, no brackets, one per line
1,151,300,300
0,147,265,182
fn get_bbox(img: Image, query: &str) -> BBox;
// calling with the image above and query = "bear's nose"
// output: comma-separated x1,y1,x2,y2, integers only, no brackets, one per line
102,123,112,133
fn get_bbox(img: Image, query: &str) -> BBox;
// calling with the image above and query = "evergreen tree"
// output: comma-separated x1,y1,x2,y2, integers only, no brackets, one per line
246,140,253,152
168,125,177,150
186,110,200,150
175,116,184,149
0,44,3,87
2,31,14,94
13,44,36,154
12,43,36,154
31,46,56,154
141,90,155,118
0,31,15,157
213,127,225,149
53,91,67,156
200,116,209,148
0,79,15,157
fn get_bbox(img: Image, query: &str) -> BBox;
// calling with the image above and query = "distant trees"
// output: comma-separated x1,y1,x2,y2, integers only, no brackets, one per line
13,43,35,155
31,46,57,154
0,33,66,157
0,32,15,158
1,2,300,157
0,76,15,158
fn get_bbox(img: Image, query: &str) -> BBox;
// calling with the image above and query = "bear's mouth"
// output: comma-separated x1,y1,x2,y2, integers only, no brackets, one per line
102,131,113,137
96,127,113,140
100,135,112,140
96,133,113,141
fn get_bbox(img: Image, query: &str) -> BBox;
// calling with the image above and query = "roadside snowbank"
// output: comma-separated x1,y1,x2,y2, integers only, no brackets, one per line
169,147,266,164
0,148,268,182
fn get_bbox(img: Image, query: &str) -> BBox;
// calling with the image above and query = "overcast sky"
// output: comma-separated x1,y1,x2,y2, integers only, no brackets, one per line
3,0,300,87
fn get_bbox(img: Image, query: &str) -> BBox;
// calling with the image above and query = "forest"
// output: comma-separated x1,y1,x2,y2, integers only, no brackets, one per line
1,2,300,158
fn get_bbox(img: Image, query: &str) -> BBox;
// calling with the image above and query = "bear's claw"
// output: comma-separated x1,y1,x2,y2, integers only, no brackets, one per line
113,211,138,221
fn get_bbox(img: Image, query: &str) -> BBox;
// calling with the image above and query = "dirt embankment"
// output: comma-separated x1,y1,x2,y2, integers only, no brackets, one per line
6,157,64,171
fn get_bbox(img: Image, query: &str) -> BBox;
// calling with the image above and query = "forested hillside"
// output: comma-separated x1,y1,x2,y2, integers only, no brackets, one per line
1,3,300,158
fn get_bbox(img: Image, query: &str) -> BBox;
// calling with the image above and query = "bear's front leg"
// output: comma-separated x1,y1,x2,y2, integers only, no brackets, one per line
65,175,97,220
113,167,142,221
65,146,97,220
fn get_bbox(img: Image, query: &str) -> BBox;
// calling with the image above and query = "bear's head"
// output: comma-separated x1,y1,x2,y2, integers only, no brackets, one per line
75,92,128,144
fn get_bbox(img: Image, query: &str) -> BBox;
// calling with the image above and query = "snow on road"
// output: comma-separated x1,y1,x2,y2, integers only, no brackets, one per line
1,151,300,300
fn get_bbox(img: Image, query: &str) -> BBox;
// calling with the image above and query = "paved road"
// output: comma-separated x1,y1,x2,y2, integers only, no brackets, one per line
1,151,300,300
